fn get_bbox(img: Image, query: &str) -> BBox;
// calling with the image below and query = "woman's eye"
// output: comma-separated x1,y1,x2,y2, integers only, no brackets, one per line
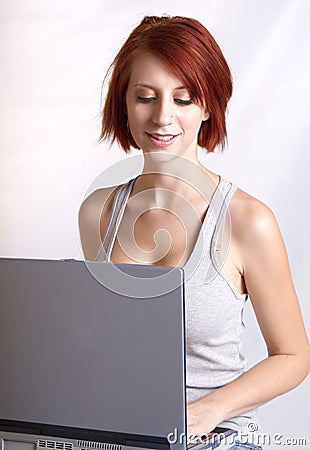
137,96,155,103
174,98,193,105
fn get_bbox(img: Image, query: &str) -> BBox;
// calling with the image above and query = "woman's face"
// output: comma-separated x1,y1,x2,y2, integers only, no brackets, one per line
125,53,209,159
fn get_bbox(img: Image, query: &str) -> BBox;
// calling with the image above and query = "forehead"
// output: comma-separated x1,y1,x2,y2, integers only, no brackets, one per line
128,53,186,90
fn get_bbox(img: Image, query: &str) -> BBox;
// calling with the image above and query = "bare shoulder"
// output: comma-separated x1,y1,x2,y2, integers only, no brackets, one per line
229,187,281,244
78,186,118,227
228,187,291,287
79,186,117,214
78,185,122,261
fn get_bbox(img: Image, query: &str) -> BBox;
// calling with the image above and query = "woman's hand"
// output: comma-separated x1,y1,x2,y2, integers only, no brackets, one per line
187,395,224,440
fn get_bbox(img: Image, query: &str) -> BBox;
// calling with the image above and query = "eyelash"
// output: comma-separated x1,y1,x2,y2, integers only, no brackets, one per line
136,96,192,106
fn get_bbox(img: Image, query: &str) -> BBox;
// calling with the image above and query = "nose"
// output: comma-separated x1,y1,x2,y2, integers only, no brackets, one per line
152,98,174,127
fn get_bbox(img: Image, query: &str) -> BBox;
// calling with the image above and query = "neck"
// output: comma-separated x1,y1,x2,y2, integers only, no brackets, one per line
132,152,219,205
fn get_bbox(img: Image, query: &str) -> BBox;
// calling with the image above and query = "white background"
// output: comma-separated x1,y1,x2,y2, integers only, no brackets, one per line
1,1,309,448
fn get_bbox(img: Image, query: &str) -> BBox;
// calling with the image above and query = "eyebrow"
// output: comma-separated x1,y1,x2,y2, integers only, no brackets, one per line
133,83,188,91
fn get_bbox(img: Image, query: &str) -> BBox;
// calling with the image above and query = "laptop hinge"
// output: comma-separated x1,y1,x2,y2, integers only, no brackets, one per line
0,422,169,450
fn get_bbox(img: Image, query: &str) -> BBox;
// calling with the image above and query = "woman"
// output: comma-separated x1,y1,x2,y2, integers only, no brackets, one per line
79,16,310,449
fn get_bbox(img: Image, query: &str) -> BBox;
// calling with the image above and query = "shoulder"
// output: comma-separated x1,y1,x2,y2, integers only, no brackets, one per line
78,186,120,234
228,187,286,271
78,184,124,261
229,187,280,242
79,186,117,220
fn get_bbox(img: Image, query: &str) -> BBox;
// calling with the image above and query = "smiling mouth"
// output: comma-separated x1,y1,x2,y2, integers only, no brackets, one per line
146,132,179,143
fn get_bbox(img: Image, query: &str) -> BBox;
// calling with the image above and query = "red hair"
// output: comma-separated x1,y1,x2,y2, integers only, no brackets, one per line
101,16,233,153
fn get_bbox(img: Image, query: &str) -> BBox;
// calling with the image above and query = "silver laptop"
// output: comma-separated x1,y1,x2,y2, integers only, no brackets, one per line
0,258,236,450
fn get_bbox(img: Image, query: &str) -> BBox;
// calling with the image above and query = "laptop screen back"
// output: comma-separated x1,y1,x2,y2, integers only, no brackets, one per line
0,259,186,450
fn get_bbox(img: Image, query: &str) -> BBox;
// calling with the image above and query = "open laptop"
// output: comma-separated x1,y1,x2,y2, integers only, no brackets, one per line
0,258,236,450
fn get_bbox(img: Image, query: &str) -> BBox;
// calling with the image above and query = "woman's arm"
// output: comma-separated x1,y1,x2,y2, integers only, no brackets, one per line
187,191,310,436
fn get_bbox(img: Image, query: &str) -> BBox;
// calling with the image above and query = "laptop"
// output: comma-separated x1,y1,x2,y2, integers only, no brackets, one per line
0,258,236,450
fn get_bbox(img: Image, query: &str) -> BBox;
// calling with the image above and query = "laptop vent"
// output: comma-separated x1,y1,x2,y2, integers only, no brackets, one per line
77,441,121,450
37,440,73,450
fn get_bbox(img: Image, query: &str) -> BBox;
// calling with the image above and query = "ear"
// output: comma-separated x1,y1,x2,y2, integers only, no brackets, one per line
202,110,210,121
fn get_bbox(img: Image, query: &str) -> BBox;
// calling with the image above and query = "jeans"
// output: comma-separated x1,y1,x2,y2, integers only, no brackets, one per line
227,441,263,450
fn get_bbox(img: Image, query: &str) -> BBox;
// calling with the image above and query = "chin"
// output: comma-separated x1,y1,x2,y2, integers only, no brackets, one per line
143,150,181,162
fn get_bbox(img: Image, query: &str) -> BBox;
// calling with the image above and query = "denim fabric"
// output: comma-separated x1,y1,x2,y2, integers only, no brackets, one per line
227,441,263,450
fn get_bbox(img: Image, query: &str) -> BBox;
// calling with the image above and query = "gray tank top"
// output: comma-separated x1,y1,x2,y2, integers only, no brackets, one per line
98,177,260,432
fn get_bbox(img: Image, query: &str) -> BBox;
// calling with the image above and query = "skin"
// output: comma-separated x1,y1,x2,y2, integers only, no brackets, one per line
79,53,310,437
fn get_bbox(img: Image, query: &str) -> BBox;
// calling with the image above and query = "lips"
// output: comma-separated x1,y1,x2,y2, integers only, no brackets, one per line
146,132,180,147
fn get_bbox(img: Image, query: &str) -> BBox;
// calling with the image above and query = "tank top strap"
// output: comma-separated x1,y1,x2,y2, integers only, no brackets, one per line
95,178,136,262
201,178,237,286
207,178,236,232
183,178,236,279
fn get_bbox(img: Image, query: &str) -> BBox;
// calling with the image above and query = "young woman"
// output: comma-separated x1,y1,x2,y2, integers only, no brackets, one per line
79,16,310,449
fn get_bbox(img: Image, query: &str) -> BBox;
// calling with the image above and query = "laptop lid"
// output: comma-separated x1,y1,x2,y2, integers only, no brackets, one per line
0,258,186,450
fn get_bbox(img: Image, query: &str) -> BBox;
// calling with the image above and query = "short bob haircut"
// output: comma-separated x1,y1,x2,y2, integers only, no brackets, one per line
101,15,233,153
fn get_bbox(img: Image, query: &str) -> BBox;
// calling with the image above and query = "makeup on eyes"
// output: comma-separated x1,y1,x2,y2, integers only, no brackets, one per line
136,96,192,104
134,84,192,105
135,92,192,105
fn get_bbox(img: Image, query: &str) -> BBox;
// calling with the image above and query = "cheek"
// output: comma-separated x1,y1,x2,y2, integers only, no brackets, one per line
127,106,150,132
181,112,204,135
127,110,140,133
